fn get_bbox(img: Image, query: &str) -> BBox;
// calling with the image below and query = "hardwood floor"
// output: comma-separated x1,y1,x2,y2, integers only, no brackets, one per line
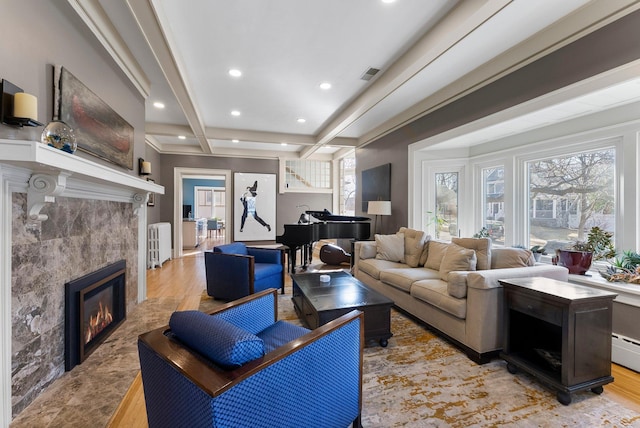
108,240,640,426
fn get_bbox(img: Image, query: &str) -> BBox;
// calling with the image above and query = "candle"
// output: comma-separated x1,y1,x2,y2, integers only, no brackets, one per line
13,92,37,119
141,161,152,175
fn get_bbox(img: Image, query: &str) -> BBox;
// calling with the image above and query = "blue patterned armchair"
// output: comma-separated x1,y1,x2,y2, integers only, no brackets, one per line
205,242,285,300
138,289,363,428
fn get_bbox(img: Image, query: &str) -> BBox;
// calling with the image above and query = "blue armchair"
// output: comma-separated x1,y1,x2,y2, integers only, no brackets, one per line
205,242,284,301
138,289,363,428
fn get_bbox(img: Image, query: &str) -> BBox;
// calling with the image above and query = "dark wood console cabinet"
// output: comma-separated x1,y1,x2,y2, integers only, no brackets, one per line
499,277,617,405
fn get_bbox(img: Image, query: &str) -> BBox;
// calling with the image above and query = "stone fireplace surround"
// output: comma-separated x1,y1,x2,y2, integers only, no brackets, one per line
0,140,163,423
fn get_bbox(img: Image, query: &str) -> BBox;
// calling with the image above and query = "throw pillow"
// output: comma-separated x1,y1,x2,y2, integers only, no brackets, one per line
491,248,535,269
419,238,431,266
399,227,428,267
439,244,477,281
424,240,450,270
169,310,265,369
375,233,405,263
452,237,492,270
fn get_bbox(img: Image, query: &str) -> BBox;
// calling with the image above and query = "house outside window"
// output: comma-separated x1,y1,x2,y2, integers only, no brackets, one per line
482,166,505,245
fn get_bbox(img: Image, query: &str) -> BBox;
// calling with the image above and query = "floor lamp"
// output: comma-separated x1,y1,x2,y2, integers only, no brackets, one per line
368,201,391,236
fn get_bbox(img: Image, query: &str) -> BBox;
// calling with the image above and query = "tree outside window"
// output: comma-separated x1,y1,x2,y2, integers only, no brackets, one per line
528,148,615,250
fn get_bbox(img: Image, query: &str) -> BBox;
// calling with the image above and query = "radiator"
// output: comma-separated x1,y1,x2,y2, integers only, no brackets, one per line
148,222,172,269
612,333,640,372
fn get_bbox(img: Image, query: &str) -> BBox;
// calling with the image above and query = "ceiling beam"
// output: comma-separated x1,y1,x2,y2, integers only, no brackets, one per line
298,0,513,159
126,0,212,154
357,0,640,148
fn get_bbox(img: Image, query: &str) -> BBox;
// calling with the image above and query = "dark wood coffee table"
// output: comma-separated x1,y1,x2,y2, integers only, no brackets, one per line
291,271,393,347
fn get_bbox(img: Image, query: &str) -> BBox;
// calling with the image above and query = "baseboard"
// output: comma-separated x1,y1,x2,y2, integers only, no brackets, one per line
612,333,640,372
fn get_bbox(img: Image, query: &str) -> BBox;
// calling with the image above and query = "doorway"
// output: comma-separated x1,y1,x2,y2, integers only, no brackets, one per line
173,168,232,259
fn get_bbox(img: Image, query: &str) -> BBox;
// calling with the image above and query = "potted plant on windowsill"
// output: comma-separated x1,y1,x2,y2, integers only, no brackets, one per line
530,245,547,262
600,250,640,284
556,226,616,275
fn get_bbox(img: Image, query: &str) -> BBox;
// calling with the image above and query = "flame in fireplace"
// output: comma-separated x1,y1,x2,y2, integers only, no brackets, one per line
85,301,114,345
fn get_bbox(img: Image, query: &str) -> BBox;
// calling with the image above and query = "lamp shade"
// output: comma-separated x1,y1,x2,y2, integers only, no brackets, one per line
368,200,391,216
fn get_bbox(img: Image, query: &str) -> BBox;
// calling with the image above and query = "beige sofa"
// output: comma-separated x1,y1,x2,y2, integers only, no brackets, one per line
353,228,568,364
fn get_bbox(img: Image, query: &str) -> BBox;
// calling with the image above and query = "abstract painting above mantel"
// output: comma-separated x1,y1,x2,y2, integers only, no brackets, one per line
54,66,134,170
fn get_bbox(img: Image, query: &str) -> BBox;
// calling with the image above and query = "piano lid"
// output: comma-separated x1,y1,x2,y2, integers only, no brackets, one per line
306,209,370,222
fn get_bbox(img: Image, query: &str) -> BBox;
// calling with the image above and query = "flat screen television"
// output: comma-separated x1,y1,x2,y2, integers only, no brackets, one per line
182,204,192,219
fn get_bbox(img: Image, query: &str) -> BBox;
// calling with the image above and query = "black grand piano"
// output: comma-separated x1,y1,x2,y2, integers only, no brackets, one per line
276,209,371,272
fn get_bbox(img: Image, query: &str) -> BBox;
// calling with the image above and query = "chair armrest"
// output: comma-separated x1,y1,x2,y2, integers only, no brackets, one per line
248,247,283,265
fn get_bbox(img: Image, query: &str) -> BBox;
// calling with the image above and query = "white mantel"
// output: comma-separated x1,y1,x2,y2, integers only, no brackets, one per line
0,139,164,427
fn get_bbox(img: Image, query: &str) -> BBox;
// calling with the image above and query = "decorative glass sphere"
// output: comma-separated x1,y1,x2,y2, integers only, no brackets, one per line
41,120,77,154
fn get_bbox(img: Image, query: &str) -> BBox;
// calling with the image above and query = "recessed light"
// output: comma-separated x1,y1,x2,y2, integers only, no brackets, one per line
153,102,165,109
228,69,242,77
281,143,288,146
232,139,239,143
319,82,331,90
231,110,241,116
381,0,396,3
178,135,186,140
297,118,306,123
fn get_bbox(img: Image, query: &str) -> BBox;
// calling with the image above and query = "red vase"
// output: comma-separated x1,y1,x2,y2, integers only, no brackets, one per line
556,250,593,275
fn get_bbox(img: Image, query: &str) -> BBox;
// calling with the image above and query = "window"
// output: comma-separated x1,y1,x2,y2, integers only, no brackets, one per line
482,166,505,245
285,160,331,190
339,155,356,216
434,172,458,240
527,148,615,249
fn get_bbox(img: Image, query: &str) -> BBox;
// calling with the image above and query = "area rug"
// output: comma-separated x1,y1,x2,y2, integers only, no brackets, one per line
201,293,640,427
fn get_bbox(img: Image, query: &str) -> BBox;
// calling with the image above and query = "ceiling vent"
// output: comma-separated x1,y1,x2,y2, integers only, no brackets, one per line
360,67,380,81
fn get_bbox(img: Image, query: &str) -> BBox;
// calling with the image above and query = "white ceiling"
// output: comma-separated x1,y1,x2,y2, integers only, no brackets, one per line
82,0,640,159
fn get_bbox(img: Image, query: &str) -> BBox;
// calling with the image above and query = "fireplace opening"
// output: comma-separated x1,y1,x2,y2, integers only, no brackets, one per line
65,260,126,371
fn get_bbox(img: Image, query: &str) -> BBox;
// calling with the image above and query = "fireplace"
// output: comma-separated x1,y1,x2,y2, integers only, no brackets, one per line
65,260,126,371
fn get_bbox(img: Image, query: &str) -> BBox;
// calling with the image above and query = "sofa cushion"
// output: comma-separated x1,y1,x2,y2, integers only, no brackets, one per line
424,240,450,270
380,267,440,293
358,258,408,279
439,244,477,281
419,240,430,266
375,233,405,262
410,280,467,320
399,227,428,267
169,310,265,369
452,237,491,271
253,263,283,280
491,248,535,269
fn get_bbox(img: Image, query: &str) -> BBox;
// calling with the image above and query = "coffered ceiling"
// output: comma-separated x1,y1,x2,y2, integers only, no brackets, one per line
69,0,640,159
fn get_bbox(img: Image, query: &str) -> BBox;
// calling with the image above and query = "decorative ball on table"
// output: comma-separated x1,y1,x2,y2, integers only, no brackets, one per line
41,120,77,154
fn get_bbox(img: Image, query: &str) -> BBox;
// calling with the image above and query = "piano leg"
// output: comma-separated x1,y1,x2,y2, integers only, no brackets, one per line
289,247,297,273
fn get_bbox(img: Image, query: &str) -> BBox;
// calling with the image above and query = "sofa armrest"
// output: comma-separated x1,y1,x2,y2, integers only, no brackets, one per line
353,241,376,274
466,265,569,290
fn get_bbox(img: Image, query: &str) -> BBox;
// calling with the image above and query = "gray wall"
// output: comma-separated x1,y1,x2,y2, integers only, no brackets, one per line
356,9,640,234
0,0,146,168
2,0,147,417
145,146,163,225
